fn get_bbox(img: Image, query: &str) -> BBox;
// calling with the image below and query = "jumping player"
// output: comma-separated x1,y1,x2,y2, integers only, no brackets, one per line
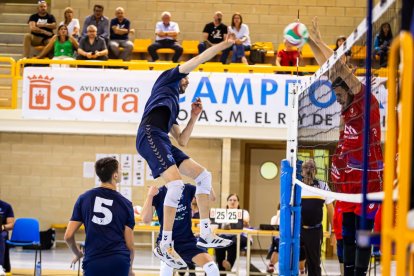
64,157,135,276
141,185,220,275
308,17,383,276
136,35,235,268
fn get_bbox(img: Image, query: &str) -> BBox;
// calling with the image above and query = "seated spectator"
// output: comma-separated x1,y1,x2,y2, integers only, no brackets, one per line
77,25,108,61
334,35,352,68
0,199,15,274
276,39,301,67
215,194,250,275
23,0,56,58
81,4,109,42
108,7,134,61
228,13,251,64
373,22,393,67
267,204,280,274
59,7,80,39
36,25,79,60
198,11,230,64
148,12,183,63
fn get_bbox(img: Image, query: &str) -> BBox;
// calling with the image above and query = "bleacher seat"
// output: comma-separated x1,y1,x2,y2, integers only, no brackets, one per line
133,39,151,53
182,40,199,55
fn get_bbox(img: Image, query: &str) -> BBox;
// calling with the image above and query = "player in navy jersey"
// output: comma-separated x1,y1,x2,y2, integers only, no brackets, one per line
64,157,135,276
136,34,235,268
141,185,220,275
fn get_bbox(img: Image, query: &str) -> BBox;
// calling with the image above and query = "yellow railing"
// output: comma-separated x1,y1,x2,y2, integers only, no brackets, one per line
0,57,16,109
382,31,414,275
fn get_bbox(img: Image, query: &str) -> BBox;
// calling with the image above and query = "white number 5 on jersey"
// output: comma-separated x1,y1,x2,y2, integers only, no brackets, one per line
92,196,113,225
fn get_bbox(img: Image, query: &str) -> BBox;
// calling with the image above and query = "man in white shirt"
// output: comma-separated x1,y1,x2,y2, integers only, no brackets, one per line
147,12,183,62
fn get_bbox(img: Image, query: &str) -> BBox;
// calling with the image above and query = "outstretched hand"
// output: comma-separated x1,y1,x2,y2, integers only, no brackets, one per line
191,97,203,117
310,16,322,42
147,186,159,197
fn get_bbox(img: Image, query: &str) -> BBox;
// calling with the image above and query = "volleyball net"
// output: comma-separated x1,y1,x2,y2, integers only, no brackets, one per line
279,0,401,274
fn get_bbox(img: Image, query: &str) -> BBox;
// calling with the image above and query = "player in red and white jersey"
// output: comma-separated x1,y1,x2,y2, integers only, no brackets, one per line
308,17,383,276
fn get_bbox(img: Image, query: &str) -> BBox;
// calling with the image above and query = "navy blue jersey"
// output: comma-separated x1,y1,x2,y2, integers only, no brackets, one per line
70,187,135,265
110,18,130,40
0,200,14,225
153,184,196,242
141,66,188,133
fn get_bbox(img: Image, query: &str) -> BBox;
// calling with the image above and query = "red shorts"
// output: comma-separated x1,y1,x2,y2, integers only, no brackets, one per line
337,169,382,219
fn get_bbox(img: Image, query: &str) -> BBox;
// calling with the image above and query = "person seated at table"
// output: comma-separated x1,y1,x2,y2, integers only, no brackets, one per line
141,185,219,274
215,194,250,275
77,25,108,61
0,199,15,274
267,204,280,274
36,24,78,60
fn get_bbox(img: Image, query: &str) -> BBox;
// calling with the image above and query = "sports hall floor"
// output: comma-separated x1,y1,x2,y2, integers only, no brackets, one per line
7,246,387,276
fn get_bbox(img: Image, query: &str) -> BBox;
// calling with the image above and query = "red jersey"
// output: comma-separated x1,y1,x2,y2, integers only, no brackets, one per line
277,49,300,66
340,85,383,171
333,202,343,240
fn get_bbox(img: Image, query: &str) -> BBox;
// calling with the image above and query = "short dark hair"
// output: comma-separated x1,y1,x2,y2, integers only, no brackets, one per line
332,77,350,92
95,157,118,183
93,4,104,11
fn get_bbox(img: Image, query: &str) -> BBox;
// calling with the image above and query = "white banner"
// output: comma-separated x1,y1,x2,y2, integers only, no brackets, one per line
22,67,387,129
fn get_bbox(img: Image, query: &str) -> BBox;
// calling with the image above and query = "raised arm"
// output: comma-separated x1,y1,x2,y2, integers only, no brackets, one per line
169,98,202,146
179,34,234,74
141,186,159,224
308,17,361,94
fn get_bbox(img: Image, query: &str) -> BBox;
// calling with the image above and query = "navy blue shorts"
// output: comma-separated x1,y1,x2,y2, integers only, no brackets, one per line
159,238,207,264
83,255,130,276
137,125,189,178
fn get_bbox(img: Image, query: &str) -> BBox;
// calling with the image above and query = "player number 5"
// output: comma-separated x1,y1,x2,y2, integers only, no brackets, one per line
92,196,114,225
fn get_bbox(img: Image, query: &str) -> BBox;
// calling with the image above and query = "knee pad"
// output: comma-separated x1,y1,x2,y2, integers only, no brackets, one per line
195,170,212,195
164,180,184,208
203,261,219,276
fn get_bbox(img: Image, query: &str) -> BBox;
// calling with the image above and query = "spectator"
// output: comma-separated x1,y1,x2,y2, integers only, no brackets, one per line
215,194,250,275
334,35,352,68
108,7,134,61
59,7,80,39
276,39,301,67
36,25,79,60
77,25,108,61
0,199,15,274
198,11,230,64
373,22,393,67
23,0,56,58
299,159,335,276
82,4,109,42
228,13,251,64
267,204,280,274
148,11,183,63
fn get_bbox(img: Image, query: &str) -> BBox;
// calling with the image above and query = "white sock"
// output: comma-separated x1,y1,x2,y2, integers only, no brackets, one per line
160,261,174,276
200,218,212,237
160,230,172,246
203,261,219,276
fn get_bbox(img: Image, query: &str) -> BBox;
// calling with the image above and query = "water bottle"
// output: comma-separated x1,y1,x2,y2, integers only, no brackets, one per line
35,261,41,276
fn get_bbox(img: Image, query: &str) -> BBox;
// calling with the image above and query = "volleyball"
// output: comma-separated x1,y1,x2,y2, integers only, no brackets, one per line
283,22,309,48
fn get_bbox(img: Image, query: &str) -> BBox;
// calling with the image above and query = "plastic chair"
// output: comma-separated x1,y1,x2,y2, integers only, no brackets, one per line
6,218,41,275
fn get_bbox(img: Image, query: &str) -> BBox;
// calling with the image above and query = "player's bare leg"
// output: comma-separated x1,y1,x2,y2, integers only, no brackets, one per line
179,159,232,248
153,165,187,269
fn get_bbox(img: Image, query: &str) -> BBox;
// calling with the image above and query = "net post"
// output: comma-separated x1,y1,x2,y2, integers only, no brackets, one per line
291,163,302,276
279,159,293,276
